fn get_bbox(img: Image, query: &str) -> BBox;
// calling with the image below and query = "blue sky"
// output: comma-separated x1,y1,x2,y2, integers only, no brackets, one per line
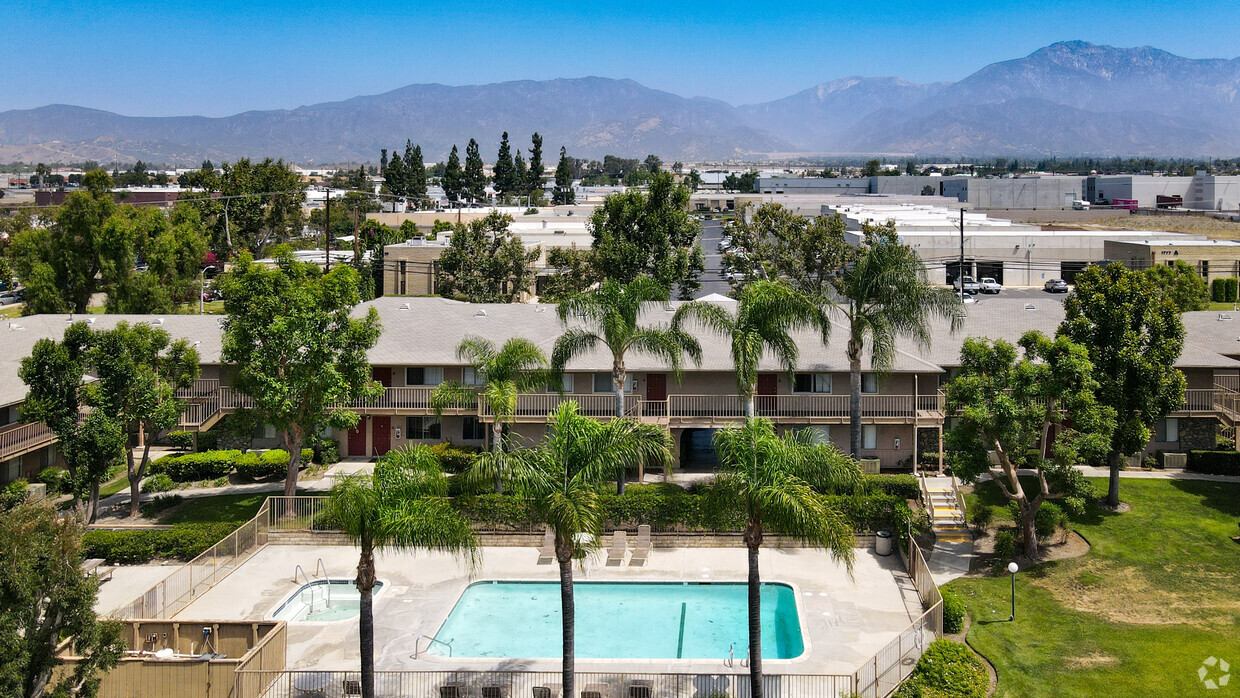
5,0,1239,116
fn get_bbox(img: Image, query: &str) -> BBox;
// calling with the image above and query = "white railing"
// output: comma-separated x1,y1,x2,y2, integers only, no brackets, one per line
0,421,58,461
175,378,220,400
177,396,220,428
336,386,476,412
484,393,640,419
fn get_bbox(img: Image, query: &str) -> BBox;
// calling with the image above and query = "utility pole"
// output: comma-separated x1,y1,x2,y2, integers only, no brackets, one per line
352,207,361,266
324,188,332,272
958,207,965,302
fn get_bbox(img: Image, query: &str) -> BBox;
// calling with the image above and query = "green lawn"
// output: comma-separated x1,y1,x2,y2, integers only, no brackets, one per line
158,492,270,524
98,473,131,498
948,478,1240,696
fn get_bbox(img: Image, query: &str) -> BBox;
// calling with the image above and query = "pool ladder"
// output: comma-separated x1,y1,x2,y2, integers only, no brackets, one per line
291,559,333,611
412,635,453,659
725,644,748,668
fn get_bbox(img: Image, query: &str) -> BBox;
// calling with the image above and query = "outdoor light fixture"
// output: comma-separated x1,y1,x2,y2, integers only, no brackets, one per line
1007,561,1019,621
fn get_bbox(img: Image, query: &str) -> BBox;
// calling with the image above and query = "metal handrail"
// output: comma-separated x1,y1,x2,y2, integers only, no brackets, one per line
315,558,332,608
413,635,453,659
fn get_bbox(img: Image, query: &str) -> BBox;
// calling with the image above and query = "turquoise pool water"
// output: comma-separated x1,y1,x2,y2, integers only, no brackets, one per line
272,580,383,622
432,581,804,659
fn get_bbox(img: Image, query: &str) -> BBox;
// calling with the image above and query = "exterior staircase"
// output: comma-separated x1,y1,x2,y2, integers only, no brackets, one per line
923,475,971,544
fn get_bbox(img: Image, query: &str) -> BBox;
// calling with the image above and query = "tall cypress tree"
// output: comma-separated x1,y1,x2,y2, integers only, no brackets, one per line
443,145,463,203
379,149,388,174
528,133,544,198
554,147,575,205
513,149,528,202
384,151,406,198
494,132,514,198
464,138,487,203
408,144,427,204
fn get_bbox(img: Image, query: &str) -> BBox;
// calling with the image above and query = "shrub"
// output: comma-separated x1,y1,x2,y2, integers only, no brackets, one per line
969,505,994,531
36,467,70,495
892,639,987,698
941,587,966,634
168,431,195,450
141,473,177,493
1187,450,1240,475
1035,501,1068,541
196,430,220,452
1,479,28,510
453,494,539,530
1212,278,1229,303
992,529,1017,574
151,450,240,481
863,474,921,500
235,450,289,481
139,494,183,517
82,522,238,563
431,442,481,473
300,448,314,465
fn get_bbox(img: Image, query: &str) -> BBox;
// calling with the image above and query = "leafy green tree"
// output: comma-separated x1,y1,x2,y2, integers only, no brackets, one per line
503,402,672,697
722,171,758,192
862,159,883,177
443,145,463,203
589,172,704,299
435,211,539,302
383,150,406,199
683,169,703,191
551,277,701,491
0,502,125,698
1059,262,1185,507
10,170,115,313
553,147,576,205
463,138,488,203
493,132,515,197
527,133,545,199
676,280,829,417
722,203,851,298
221,253,382,496
707,419,860,698
512,149,528,200
430,337,549,493
60,411,126,523
1144,259,1207,312
831,222,961,455
99,204,209,313
539,246,600,303
328,447,477,698
643,154,663,173
945,332,1111,558
177,158,305,258
87,322,201,517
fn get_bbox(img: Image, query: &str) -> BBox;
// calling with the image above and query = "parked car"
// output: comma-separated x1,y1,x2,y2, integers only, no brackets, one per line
1044,278,1070,293
954,275,980,294
0,292,18,306
1072,199,1091,210
979,277,1003,294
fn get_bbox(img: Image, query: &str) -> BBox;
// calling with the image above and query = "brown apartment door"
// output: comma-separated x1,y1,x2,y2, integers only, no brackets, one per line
371,416,392,456
756,374,778,416
348,423,366,457
646,373,668,417
372,367,393,387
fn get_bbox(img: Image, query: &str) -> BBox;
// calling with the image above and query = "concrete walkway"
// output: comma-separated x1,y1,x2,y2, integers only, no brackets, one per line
1074,466,1240,482
926,538,977,586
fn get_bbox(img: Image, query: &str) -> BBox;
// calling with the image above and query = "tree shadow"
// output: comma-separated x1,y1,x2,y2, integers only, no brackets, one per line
1167,478,1240,518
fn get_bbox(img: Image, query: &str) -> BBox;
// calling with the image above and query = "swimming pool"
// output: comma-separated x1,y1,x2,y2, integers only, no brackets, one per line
271,580,384,622
431,581,804,660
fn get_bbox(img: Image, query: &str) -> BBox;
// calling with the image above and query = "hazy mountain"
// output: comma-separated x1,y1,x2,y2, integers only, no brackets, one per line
1,41,1238,163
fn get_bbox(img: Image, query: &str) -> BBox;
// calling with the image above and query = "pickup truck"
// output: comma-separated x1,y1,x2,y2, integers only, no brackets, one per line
954,275,980,295
978,277,1003,294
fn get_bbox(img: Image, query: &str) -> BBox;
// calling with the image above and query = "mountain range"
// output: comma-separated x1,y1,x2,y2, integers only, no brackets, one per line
1,41,1237,165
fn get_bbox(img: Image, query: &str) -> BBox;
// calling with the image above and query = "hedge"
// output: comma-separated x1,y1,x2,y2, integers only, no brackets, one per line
941,587,966,634
1186,450,1240,475
82,522,240,564
430,442,481,473
1211,278,1239,303
141,473,177,493
150,450,241,481
236,449,288,481
168,431,196,450
892,639,987,698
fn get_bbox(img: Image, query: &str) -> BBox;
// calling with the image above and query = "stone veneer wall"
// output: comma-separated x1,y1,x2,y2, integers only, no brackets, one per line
1179,417,1218,452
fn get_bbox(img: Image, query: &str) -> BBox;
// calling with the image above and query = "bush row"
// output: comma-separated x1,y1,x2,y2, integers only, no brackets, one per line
1186,450,1240,475
150,448,314,482
82,522,240,564
892,639,988,698
1211,277,1239,303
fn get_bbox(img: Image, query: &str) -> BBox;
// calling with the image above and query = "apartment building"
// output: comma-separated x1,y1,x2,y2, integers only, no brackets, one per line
3,298,1238,481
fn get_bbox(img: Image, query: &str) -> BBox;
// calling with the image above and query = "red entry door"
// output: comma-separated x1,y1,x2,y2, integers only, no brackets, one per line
347,423,366,457
371,416,392,456
756,374,778,416
372,367,392,387
647,373,667,401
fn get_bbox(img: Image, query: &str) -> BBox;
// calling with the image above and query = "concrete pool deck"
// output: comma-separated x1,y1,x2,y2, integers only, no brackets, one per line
175,543,922,677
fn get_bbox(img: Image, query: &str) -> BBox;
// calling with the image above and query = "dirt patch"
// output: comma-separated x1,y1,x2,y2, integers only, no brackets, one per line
1066,652,1120,669
968,529,1090,575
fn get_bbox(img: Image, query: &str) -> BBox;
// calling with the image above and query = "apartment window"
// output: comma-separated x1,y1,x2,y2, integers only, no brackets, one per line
406,416,441,440
2,457,20,484
593,373,635,393
861,374,879,394
406,367,443,386
793,373,832,393
862,425,878,450
462,367,483,386
547,374,574,393
1200,261,1209,279
462,416,487,441
1155,418,1179,443
806,426,832,444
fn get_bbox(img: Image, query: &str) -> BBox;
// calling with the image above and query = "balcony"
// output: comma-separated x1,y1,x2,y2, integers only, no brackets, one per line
335,387,476,414
1173,388,1240,424
482,394,640,422
0,422,58,461
661,394,943,425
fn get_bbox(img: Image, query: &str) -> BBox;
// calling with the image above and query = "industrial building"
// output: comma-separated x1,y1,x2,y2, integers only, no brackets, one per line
1104,239,1240,282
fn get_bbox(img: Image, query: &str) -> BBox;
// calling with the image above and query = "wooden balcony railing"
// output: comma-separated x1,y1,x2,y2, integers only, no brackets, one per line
0,422,58,461
482,393,640,419
334,387,475,412
175,378,220,400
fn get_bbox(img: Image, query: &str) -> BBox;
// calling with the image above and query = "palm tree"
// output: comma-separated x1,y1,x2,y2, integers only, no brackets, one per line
831,225,961,456
708,419,861,698
551,276,702,492
501,401,672,698
327,445,478,698
430,336,549,493
675,280,829,418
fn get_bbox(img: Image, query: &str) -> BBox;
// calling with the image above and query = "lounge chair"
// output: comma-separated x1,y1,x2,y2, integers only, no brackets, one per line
627,680,653,698
605,530,627,565
483,686,509,698
580,683,606,698
538,528,555,564
531,687,554,698
440,685,462,698
630,524,652,566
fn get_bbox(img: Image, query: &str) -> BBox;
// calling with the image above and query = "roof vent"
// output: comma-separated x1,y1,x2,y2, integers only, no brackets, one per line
474,310,487,318
86,317,95,324
1024,303,1035,310
1219,313,1233,321
399,303,411,310
8,322,23,331
152,318,164,326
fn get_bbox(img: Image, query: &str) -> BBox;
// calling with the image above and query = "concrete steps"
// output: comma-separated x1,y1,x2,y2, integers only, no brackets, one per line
924,476,971,543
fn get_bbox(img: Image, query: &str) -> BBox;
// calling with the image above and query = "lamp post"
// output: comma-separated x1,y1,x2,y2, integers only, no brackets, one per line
1007,561,1019,621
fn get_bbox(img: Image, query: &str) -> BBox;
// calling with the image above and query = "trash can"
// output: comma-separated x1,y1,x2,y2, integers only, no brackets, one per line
875,530,893,557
